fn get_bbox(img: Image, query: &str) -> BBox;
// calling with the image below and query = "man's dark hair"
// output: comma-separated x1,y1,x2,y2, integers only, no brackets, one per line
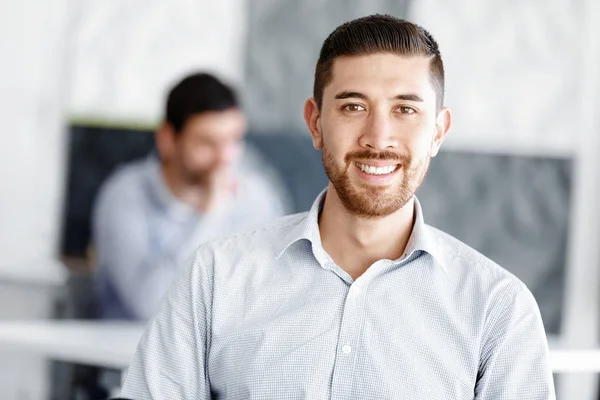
166,72,239,133
314,14,444,111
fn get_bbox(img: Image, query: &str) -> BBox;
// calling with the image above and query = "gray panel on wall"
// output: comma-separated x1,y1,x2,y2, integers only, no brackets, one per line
244,0,410,133
418,152,572,335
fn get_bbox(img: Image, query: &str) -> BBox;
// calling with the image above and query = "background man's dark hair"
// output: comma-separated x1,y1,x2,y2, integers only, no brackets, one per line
314,14,444,111
166,72,239,133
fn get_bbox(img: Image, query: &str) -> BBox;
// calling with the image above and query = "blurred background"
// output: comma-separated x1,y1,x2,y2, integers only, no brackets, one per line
0,0,598,399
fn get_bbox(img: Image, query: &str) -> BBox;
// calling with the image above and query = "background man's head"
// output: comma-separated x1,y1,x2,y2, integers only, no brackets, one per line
157,72,246,185
304,14,452,218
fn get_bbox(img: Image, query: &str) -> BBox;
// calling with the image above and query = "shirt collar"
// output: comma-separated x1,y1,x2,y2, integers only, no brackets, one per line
276,188,329,265
403,197,448,272
277,189,447,272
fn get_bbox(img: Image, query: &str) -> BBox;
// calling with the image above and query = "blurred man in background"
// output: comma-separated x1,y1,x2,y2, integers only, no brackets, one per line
92,72,289,321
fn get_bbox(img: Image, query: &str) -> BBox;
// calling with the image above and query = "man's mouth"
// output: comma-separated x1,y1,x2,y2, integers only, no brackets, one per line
355,162,400,175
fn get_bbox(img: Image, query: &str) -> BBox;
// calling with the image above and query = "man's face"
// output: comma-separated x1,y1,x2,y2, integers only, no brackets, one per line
306,53,450,218
172,109,246,184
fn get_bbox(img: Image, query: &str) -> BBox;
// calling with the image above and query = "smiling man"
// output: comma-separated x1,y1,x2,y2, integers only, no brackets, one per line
120,15,555,400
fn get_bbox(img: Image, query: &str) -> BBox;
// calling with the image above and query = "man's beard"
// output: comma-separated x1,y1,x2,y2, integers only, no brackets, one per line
180,164,213,186
322,146,430,219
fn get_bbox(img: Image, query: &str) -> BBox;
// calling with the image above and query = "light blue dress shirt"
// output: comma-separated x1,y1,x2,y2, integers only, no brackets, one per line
121,190,555,399
92,146,290,320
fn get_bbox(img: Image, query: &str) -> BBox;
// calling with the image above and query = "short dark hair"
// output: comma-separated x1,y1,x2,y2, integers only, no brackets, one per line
166,72,239,133
314,14,444,111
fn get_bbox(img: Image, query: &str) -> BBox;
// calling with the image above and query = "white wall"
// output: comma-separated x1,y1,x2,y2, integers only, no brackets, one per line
0,2,69,398
66,0,248,125
0,0,68,279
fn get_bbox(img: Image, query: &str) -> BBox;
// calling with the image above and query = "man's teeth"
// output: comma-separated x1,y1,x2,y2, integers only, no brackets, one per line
356,163,398,175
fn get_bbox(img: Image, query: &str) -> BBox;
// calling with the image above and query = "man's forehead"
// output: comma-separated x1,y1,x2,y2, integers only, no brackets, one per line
326,53,434,99
184,110,246,136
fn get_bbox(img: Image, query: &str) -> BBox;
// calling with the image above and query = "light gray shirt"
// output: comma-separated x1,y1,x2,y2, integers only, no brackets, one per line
121,190,555,399
92,146,290,320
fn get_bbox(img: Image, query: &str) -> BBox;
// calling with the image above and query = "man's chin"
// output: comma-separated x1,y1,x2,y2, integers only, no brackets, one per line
185,176,207,186
338,192,404,218
352,181,399,199
346,203,400,219
184,170,214,185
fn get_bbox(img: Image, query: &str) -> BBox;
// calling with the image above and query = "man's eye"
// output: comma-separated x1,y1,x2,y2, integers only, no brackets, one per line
343,104,366,112
397,106,416,114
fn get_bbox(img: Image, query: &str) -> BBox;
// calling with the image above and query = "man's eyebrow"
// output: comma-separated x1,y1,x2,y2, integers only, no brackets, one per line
393,93,424,102
334,91,368,100
333,91,424,102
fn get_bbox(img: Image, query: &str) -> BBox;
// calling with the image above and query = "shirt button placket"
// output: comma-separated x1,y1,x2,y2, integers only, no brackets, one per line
330,280,367,400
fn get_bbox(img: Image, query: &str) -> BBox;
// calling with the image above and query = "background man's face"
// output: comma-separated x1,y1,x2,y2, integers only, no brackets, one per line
172,109,246,185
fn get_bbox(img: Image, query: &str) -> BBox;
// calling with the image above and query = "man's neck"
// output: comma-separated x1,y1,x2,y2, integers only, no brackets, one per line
318,184,415,280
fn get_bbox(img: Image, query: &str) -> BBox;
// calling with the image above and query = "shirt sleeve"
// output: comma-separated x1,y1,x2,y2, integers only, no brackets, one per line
92,178,201,320
120,246,214,399
475,283,556,399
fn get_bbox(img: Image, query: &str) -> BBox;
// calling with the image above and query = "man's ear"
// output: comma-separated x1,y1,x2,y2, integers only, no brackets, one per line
430,107,452,157
304,97,323,150
155,122,177,160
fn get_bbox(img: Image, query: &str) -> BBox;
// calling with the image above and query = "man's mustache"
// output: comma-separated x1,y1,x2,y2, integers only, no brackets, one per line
345,150,410,164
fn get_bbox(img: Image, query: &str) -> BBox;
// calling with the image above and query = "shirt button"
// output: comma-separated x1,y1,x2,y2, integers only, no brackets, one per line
342,344,352,354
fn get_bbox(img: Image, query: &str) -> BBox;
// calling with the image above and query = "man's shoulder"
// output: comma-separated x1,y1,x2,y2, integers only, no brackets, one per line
426,224,528,293
98,159,148,199
201,212,309,255
94,158,149,214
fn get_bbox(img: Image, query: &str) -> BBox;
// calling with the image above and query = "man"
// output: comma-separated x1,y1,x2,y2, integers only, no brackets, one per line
93,72,289,321
121,15,555,399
